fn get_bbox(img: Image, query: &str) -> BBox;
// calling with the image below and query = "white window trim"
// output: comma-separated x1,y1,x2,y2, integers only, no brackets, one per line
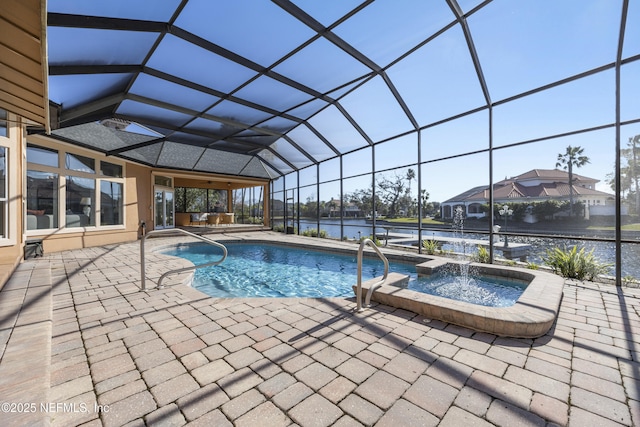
25,139,126,235
0,138,10,246
0,109,17,247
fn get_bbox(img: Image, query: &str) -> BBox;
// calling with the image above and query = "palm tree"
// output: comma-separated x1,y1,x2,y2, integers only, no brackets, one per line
406,168,416,194
556,145,590,216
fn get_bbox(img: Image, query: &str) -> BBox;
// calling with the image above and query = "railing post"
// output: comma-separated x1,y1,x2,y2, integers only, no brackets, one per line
356,238,389,312
356,240,365,312
140,227,227,291
140,222,147,291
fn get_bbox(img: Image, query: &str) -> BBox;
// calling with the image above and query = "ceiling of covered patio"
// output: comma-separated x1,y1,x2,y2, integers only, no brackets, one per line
42,0,636,179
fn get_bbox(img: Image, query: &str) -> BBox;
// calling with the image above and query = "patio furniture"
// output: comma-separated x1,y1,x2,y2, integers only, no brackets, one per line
207,213,221,227
190,213,207,226
219,213,234,225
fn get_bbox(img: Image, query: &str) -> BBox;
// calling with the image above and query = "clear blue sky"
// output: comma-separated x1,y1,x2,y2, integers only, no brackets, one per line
46,1,640,204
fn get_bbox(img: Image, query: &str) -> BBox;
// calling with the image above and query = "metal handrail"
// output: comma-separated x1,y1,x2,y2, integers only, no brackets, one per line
140,227,227,290
356,238,389,312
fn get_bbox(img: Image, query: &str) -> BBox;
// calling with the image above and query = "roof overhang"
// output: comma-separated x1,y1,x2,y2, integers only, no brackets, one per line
0,0,50,131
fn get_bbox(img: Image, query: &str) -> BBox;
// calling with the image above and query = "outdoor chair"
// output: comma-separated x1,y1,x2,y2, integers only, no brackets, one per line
190,213,206,226
207,213,221,227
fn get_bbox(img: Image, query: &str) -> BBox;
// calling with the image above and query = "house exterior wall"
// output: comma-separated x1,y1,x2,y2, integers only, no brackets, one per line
0,123,158,289
0,115,269,289
22,133,271,255
24,135,147,253
441,193,616,221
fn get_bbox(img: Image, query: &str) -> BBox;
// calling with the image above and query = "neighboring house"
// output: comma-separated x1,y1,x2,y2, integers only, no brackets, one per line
324,198,361,217
441,169,619,222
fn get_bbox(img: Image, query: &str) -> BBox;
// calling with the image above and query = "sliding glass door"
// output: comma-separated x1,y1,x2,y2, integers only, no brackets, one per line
154,188,174,229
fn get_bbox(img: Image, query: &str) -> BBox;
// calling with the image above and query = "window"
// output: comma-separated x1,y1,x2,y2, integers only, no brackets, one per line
100,181,123,225
0,109,6,138
27,144,124,230
26,171,59,229
154,175,172,187
101,161,123,177
0,147,6,238
66,176,95,227
66,153,95,173
27,144,58,167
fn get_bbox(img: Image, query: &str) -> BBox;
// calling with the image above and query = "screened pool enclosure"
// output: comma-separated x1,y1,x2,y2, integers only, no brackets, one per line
43,1,640,285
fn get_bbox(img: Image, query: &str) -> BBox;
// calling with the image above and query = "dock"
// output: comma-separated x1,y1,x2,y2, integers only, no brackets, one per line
375,231,532,261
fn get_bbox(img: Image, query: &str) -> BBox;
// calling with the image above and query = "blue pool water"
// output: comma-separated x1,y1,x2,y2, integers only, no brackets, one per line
161,243,526,306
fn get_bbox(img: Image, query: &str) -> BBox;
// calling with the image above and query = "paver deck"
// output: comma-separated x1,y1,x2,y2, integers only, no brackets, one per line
1,231,639,426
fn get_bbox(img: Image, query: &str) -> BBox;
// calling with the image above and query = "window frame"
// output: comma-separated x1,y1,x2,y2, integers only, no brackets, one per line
0,138,8,244
26,141,126,234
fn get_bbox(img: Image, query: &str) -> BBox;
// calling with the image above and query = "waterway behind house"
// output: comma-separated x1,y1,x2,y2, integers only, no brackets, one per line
287,218,640,280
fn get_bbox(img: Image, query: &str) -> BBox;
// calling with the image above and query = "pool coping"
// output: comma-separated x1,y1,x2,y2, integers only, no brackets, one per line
358,257,565,338
153,235,565,338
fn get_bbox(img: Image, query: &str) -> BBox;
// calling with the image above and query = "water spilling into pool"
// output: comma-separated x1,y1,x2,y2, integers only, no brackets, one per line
161,242,525,306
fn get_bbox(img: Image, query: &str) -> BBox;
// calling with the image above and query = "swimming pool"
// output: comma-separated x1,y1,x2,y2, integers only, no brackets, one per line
161,242,525,306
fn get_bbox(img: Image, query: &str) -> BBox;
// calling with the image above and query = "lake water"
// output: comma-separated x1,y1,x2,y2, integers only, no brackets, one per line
286,218,640,280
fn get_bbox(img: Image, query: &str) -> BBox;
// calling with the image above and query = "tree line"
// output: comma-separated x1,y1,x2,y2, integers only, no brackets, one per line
286,138,640,220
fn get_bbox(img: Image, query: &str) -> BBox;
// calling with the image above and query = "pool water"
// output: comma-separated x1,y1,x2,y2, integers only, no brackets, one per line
407,272,526,307
161,242,526,306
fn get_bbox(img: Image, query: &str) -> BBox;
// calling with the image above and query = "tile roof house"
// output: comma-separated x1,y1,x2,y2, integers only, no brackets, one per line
323,198,361,217
441,169,617,222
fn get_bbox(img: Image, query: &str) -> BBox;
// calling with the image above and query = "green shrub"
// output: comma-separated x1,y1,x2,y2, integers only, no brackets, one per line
472,245,490,263
360,235,382,246
301,228,327,238
421,239,440,255
526,262,539,270
273,224,285,232
543,245,612,280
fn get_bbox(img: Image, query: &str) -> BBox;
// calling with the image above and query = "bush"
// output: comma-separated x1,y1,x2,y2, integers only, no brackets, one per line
301,228,328,238
543,245,612,280
360,235,382,246
472,245,490,263
421,239,440,255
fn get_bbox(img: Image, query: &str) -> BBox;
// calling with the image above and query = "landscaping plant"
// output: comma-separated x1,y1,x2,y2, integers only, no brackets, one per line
543,245,612,280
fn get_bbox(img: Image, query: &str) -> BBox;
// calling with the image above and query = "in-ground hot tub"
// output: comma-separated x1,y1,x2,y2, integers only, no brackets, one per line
356,257,564,338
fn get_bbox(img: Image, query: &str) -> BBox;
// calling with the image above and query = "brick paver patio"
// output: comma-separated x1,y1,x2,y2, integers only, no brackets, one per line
0,231,639,426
